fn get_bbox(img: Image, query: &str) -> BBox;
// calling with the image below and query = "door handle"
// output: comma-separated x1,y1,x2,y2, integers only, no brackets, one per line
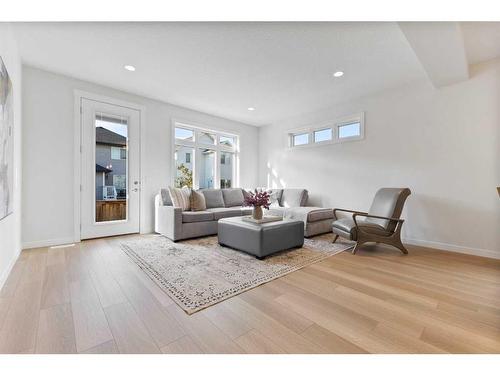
132,188,139,192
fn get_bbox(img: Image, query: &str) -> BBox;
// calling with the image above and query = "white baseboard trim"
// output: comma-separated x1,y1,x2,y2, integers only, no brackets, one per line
403,237,500,260
0,250,21,292
22,237,76,250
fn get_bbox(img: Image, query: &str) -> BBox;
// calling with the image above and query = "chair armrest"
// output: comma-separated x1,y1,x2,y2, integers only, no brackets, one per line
352,213,405,234
352,212,404,223
333,208,368,220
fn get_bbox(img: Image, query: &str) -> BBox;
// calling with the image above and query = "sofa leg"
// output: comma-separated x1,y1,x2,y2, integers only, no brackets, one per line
332,234,339,244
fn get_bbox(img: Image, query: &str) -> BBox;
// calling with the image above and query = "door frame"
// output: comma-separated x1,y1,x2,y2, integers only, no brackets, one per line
73,90,146,243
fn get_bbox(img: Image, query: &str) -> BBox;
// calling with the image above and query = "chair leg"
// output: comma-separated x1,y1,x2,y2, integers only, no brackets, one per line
352,241,364,255
332,234,339,244
393,239,409,255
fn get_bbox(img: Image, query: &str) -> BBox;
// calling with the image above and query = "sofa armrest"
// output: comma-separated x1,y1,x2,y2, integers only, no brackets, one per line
154,193,163,207
155,205,183,240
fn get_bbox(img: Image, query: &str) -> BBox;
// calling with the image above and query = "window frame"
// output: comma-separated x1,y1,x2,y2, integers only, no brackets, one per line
172,120,239,189
287,112,365,149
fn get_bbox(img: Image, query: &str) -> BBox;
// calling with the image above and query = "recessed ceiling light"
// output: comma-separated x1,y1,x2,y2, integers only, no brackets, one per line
333,71,344,78
247,107,255,111
124,65,136,72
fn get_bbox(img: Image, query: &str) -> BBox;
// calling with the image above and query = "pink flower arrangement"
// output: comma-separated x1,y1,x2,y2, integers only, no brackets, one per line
243,189,270,209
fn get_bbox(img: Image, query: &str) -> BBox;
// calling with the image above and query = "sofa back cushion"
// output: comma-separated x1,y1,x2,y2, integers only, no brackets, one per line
190,190,207,211
222,188,244,207
201,189,225,208
159,188,173,206
281,188,308,208
168,186,191,211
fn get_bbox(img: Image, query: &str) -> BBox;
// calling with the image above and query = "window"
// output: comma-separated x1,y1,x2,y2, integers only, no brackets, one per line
338,122,361,139
220,152,234,188
111,146,126,160
314,128,332,143
113,175,126,190
220,153,232,165
199,149,215,189
219,135,235,147
293,133,309,146
175,145,194,188
173,122,238,189
175,127,194,141
95,114,128,221
199,132,216,145
289,113,364,148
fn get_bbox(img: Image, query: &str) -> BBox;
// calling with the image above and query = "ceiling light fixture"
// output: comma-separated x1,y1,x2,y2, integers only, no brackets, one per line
124,65,136,72
247,107,255,111
333,71,344,78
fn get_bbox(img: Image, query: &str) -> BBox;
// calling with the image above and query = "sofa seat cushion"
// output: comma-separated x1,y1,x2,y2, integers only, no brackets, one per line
305,207,334,222
240,207,253,215
182,211,214,223
207,207,243,220
282,206,333,223
332,218,391,238
266,207,286,217
222,188,245,207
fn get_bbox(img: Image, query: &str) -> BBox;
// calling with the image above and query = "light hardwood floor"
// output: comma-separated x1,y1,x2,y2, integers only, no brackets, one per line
0,235,499,354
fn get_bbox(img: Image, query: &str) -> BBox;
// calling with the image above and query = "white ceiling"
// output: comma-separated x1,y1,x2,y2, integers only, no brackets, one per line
11,22,500,126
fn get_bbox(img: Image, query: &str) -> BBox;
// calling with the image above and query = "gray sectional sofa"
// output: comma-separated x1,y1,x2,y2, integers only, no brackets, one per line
154,187,334,241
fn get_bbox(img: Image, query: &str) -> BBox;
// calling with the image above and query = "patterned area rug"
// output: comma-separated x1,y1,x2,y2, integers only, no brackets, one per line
120,233,353,314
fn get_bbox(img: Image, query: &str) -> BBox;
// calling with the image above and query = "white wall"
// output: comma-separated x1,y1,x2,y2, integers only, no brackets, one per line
22,66,259,248
0,24,22,289
259,59,500,258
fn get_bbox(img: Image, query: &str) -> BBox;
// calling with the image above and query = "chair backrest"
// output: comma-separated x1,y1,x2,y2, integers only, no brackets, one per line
366,188,411,231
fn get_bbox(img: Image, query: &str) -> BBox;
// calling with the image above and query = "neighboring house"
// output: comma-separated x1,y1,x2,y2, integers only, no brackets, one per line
95,127,127,200
175,132,234,189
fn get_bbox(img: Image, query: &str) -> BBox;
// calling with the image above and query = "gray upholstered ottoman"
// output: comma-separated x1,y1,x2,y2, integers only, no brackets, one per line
218,217,304,259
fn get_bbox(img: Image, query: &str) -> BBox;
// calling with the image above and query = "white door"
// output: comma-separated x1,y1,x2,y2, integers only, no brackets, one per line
80,98,141,239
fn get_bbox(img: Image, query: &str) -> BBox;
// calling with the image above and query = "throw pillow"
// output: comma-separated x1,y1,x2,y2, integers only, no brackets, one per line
268,189,283,207
190,190,207,211
168,186,191,211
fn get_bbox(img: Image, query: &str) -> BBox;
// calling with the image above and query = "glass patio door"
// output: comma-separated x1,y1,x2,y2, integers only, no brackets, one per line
80,98,140,239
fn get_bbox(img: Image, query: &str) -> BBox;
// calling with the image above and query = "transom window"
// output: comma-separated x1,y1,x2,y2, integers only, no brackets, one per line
338,122,361,139
173,122,238,189
288,113,364,148
293,133,309,146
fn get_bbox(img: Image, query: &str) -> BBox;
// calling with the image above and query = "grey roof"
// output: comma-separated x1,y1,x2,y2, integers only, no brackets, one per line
96,127,126,146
